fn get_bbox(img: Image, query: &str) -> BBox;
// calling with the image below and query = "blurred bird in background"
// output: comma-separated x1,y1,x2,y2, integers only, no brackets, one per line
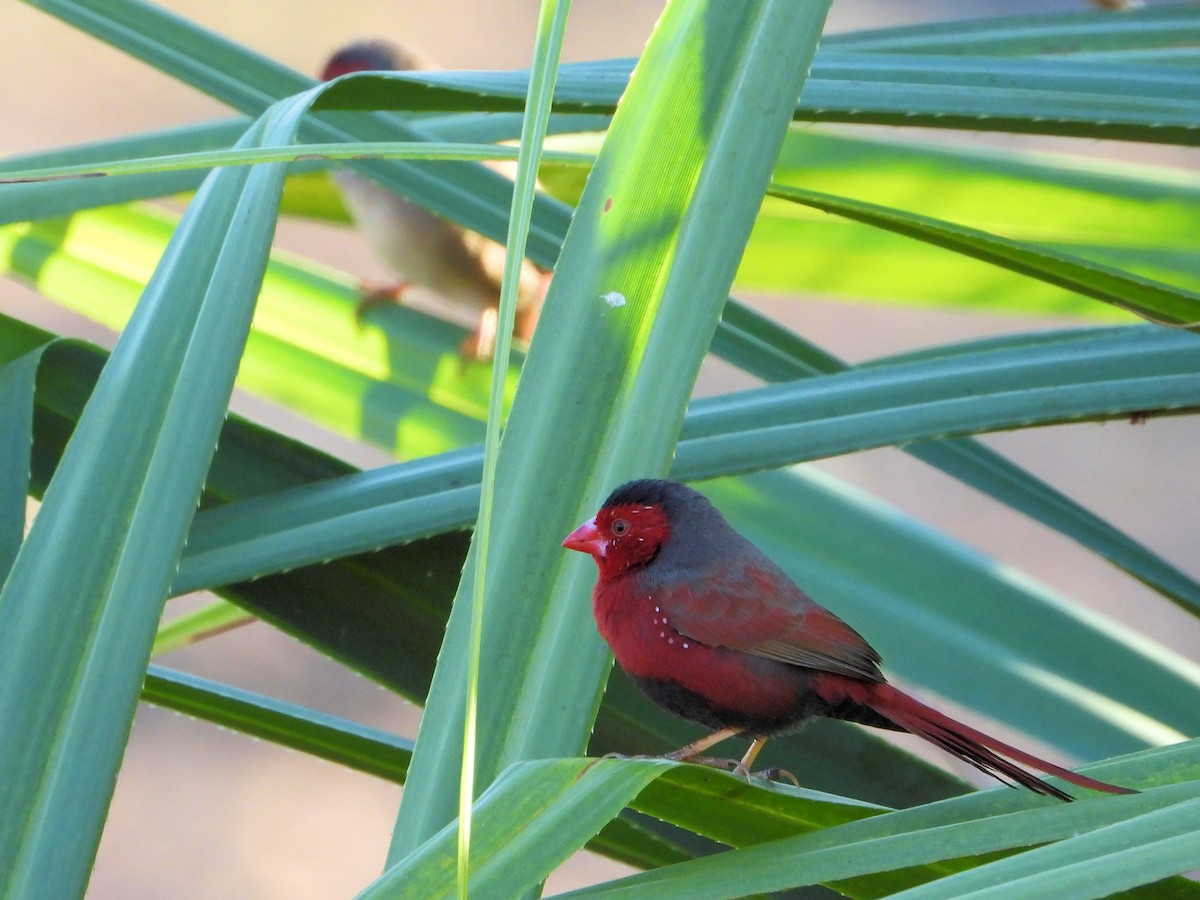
320,40,549,360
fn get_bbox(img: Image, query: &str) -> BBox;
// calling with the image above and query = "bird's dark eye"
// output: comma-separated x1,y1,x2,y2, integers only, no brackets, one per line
611,518,631,536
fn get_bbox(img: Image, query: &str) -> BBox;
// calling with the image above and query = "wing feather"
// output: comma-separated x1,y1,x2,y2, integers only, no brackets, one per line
651,553,883,682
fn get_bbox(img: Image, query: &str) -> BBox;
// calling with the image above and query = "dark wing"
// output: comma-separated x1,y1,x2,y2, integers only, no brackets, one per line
652,552,884,682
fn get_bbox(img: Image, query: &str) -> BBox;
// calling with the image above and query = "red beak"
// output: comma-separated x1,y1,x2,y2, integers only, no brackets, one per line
562,516,606,559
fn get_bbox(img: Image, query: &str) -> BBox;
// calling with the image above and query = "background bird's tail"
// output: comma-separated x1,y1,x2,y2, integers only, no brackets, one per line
863,682,1136,801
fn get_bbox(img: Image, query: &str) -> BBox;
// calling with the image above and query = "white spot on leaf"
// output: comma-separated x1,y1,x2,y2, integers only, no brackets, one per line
601,291,626,308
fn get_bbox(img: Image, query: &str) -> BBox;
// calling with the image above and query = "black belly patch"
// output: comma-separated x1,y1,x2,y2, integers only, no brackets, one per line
629,674,902,736
630,675,805,735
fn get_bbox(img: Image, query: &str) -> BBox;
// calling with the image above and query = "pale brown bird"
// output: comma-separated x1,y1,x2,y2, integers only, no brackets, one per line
320,40,548,359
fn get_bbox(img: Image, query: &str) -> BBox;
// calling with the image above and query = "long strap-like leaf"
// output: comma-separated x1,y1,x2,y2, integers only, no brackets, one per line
387,0,834,864
0,116,286,894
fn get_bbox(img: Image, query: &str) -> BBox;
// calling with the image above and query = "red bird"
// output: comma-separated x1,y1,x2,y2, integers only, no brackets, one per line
563,479,1134,800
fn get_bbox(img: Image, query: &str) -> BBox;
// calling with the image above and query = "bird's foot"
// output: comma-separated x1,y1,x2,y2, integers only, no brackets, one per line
752,767,801,788
683,756,799,786
457,333,493,362
458,307,499,362
354,279,411,324
515,295,541,343
599,752,657,762
662,748,695,763
681,763,744,777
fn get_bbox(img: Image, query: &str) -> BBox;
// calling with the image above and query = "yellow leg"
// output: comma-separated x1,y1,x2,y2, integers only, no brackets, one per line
738,736,769,774
515,299,540,343
460,306,499,360
665,727,743,762
739,737,801,787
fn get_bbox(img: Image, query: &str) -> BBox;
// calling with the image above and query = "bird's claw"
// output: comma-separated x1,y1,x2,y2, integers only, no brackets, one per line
754,767,801,788
354,280,410,324
680,756,800,786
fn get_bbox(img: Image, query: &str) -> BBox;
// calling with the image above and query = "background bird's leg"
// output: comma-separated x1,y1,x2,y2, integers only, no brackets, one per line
460,306,499,360
515,300,540,343
354,279,411,324
664,727,743,762
514,270,550,343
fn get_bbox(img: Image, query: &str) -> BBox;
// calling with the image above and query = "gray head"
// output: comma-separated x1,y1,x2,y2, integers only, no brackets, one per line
320,40,429,80
600,479,748,576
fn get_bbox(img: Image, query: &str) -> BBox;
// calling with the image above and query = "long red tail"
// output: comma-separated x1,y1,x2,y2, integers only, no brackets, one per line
863,682,1135,801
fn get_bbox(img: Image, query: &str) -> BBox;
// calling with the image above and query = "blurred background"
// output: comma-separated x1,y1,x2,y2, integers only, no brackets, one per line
2,0,1198,896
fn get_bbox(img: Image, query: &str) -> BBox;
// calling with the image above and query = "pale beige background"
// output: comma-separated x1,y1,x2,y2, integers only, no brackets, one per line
2,1,1198,896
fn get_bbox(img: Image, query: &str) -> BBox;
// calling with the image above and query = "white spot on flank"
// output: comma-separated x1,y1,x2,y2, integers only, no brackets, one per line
683,642,690,649
659,632,666,638
601,291,626,308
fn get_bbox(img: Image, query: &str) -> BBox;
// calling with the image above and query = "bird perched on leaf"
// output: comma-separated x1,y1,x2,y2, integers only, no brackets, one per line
320,40,548,359
564,478,1135,800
